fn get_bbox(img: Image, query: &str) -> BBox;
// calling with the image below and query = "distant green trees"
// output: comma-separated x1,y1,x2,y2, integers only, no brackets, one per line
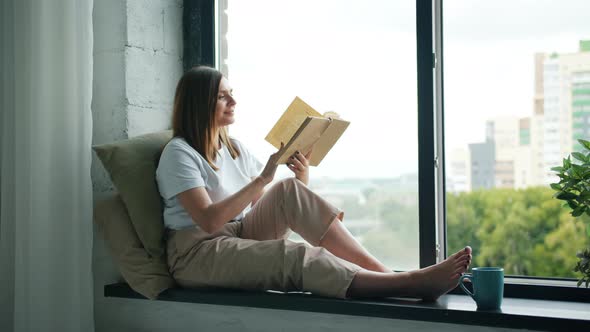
447,186,590,278
316,181,589,278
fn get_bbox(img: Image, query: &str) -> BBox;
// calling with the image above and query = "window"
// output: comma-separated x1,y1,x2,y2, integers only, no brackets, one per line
175,0,590,304
443,0,590,279
220,0,420,271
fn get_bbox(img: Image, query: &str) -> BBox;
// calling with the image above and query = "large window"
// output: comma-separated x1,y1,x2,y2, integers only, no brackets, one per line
211,0,590,285
443,0,590,279
221,0,420,271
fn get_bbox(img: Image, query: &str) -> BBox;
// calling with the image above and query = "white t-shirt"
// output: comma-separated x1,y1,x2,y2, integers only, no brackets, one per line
156,137,264,230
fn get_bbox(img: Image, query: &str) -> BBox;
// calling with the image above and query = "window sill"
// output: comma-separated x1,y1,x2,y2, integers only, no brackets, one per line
104,283,590,331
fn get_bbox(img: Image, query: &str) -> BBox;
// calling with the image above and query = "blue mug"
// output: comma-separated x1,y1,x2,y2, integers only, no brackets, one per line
459,267,504,310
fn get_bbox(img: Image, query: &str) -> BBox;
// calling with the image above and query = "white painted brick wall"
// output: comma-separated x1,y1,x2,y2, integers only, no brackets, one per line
127,0,164,51
124,0,182,138
127,105,172,137
163,0,183,55
125,46,182,114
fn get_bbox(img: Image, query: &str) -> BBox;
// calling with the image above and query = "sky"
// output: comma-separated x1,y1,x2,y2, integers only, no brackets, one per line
223,0,590,179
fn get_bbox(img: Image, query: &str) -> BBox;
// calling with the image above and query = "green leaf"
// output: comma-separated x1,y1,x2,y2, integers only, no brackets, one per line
579,139,590,151
572,152,587,162
572,205,585,217
551,166,565,172
566,167,579,179
564,157,572,169
564,180,578,190
550,183,562,191
578,279,583,287
587,224,590,237
580,191,590,200
572,163,586,173
568,200,580,210
551,166,565,173
556,192,577,200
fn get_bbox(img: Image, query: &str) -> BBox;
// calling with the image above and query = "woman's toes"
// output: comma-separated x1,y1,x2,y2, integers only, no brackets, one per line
452,250,467,260
455,265,468,275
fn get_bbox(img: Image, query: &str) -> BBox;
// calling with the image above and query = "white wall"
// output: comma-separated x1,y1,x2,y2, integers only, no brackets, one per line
90,1,539,331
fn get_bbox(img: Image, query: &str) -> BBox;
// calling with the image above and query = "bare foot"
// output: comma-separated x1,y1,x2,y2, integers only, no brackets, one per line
408,246,472,301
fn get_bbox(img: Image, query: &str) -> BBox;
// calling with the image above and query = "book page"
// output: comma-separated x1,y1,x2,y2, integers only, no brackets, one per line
265,96,323,148
276,117,331,164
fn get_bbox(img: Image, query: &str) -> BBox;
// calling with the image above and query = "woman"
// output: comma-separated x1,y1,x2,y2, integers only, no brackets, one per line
156,66,472,300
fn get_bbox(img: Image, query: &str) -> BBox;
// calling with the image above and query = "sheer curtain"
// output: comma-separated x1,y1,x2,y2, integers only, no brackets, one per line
1,0,95,331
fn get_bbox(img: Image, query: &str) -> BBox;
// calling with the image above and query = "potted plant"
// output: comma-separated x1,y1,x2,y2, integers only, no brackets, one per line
550,139,590,288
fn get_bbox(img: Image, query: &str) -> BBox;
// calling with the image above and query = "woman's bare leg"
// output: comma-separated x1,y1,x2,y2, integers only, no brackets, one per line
346,247,473,300
319,216,391,273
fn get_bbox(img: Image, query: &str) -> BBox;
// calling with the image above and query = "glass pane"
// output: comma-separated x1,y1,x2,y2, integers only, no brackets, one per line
444,0,590,278
223,0,419,271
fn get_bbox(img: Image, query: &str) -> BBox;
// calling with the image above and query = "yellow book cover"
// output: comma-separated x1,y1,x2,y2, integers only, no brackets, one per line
265,96,350,166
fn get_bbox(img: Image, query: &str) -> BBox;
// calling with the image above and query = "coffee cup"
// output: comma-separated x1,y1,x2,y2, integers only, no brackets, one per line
459,267,504,310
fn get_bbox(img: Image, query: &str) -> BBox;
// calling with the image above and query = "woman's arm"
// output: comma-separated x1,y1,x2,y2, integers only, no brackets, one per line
251,176,265,206
178,143,285,234
178,176,266,233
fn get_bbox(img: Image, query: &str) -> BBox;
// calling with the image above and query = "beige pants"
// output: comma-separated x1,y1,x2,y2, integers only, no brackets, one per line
166,178,362,299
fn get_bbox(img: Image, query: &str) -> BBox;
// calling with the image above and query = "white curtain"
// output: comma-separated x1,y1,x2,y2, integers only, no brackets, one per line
1,0,95,331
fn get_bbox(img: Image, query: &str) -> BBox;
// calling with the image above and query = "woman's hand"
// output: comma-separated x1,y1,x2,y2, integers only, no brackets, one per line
287,149,312,186
258,142,286,185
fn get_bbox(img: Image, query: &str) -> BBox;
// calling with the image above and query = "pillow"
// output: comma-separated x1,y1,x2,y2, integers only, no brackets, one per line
93,130,172,257
94,194,175,299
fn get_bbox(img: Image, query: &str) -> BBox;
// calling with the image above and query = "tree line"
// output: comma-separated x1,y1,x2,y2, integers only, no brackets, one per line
356,186,589,278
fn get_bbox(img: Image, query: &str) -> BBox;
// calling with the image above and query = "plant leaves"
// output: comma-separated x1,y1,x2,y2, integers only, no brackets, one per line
572,205,585,217
568,200,579,210
567,167,581,180
555,192,577,200
550,183,562,191
572,163,586,173
579,139,590,151
551,166,565,173
572,152,587,162
580,191,590,201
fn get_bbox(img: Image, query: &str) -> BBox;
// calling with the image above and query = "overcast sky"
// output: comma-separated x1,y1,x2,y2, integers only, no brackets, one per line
225,0,590,179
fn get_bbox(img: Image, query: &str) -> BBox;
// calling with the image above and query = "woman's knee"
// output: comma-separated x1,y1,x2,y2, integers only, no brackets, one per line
278,177,301,188
267,177,302,198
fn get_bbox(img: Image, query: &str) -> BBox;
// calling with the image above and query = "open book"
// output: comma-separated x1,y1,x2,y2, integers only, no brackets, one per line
264,96,350,166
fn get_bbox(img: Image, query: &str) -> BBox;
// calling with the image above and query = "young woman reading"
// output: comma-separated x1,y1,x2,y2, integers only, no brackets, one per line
156,66,472,300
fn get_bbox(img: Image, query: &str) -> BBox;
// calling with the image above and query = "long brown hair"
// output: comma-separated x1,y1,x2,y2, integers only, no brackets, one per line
171,66,240,170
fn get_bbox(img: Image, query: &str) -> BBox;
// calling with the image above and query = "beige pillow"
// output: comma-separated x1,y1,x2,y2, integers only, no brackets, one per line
93,130,172,258
94,194,175,299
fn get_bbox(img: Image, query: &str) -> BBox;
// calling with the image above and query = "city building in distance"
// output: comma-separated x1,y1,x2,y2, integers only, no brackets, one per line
447,40,590,193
